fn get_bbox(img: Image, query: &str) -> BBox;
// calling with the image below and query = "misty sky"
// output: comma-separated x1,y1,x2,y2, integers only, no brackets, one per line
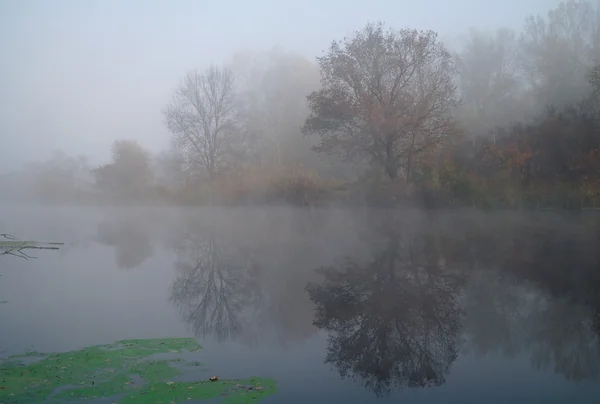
0,0,562,173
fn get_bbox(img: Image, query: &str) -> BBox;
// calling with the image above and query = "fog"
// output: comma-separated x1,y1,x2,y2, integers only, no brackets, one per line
1,0,562,166
0,0,598,210
3,4,600,400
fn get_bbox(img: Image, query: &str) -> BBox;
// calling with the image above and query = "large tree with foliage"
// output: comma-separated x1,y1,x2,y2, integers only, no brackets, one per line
302,22,459,180
93,140,154,201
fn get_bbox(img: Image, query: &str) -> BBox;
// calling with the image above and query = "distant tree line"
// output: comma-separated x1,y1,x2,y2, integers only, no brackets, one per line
2,0,599,208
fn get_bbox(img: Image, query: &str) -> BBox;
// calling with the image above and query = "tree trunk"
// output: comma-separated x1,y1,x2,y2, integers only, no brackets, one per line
386,162,398,179
405,152,412,182
385,141,398,179
406,134,416,182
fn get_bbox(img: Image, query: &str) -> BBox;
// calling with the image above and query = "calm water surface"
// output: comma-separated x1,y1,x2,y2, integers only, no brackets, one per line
1,206,600,403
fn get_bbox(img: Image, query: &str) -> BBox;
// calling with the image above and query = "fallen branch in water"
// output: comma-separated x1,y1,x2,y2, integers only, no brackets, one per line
0,234,64,260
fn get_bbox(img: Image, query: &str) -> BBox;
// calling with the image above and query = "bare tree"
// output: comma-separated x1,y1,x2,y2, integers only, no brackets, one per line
302,22,459,180
520,0,600,109
455,28,530,138
163,66,237,179
231,48,321,170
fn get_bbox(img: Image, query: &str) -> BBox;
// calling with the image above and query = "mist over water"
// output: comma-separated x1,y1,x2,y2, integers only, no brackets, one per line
2,1,600,402
1,206,599,403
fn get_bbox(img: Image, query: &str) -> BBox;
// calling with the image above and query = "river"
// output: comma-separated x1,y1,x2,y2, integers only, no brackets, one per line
1,206,599,403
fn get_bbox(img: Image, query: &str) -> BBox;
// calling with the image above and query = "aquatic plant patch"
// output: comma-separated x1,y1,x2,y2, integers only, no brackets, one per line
0,338,276,403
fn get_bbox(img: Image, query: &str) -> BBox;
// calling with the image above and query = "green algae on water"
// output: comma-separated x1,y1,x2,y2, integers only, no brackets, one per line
0,338,277,404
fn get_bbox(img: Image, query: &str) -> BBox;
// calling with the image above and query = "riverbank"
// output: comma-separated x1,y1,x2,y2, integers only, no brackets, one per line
2,170,599,210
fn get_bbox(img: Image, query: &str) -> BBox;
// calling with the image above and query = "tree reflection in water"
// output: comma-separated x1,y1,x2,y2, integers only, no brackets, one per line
96,218,154,269
169,225,261,342
165,211,600,395
307,214,600,396
306,224,465,396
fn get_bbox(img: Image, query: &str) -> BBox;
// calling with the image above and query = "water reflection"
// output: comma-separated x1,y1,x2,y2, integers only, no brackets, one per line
460,221,600,381
166,211,343,346
306,223,465,396
95,218,154,269
163,211,600,398
169,222,262,341
303,214,600,396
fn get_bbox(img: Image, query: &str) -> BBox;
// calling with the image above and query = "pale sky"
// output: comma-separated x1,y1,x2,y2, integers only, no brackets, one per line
0,0,562,172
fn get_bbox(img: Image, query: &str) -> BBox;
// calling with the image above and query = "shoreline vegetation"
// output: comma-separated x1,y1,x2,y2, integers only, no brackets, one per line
1,1,599,212
3,174,599,211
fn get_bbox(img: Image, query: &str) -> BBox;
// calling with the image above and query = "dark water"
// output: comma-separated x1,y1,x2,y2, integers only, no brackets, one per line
1,206,600,403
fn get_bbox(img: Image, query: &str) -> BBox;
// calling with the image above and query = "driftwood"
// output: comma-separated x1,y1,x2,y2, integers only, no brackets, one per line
0,234,64,260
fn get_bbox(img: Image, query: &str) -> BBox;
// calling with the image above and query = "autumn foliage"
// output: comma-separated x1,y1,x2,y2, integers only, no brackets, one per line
415,103,600,208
